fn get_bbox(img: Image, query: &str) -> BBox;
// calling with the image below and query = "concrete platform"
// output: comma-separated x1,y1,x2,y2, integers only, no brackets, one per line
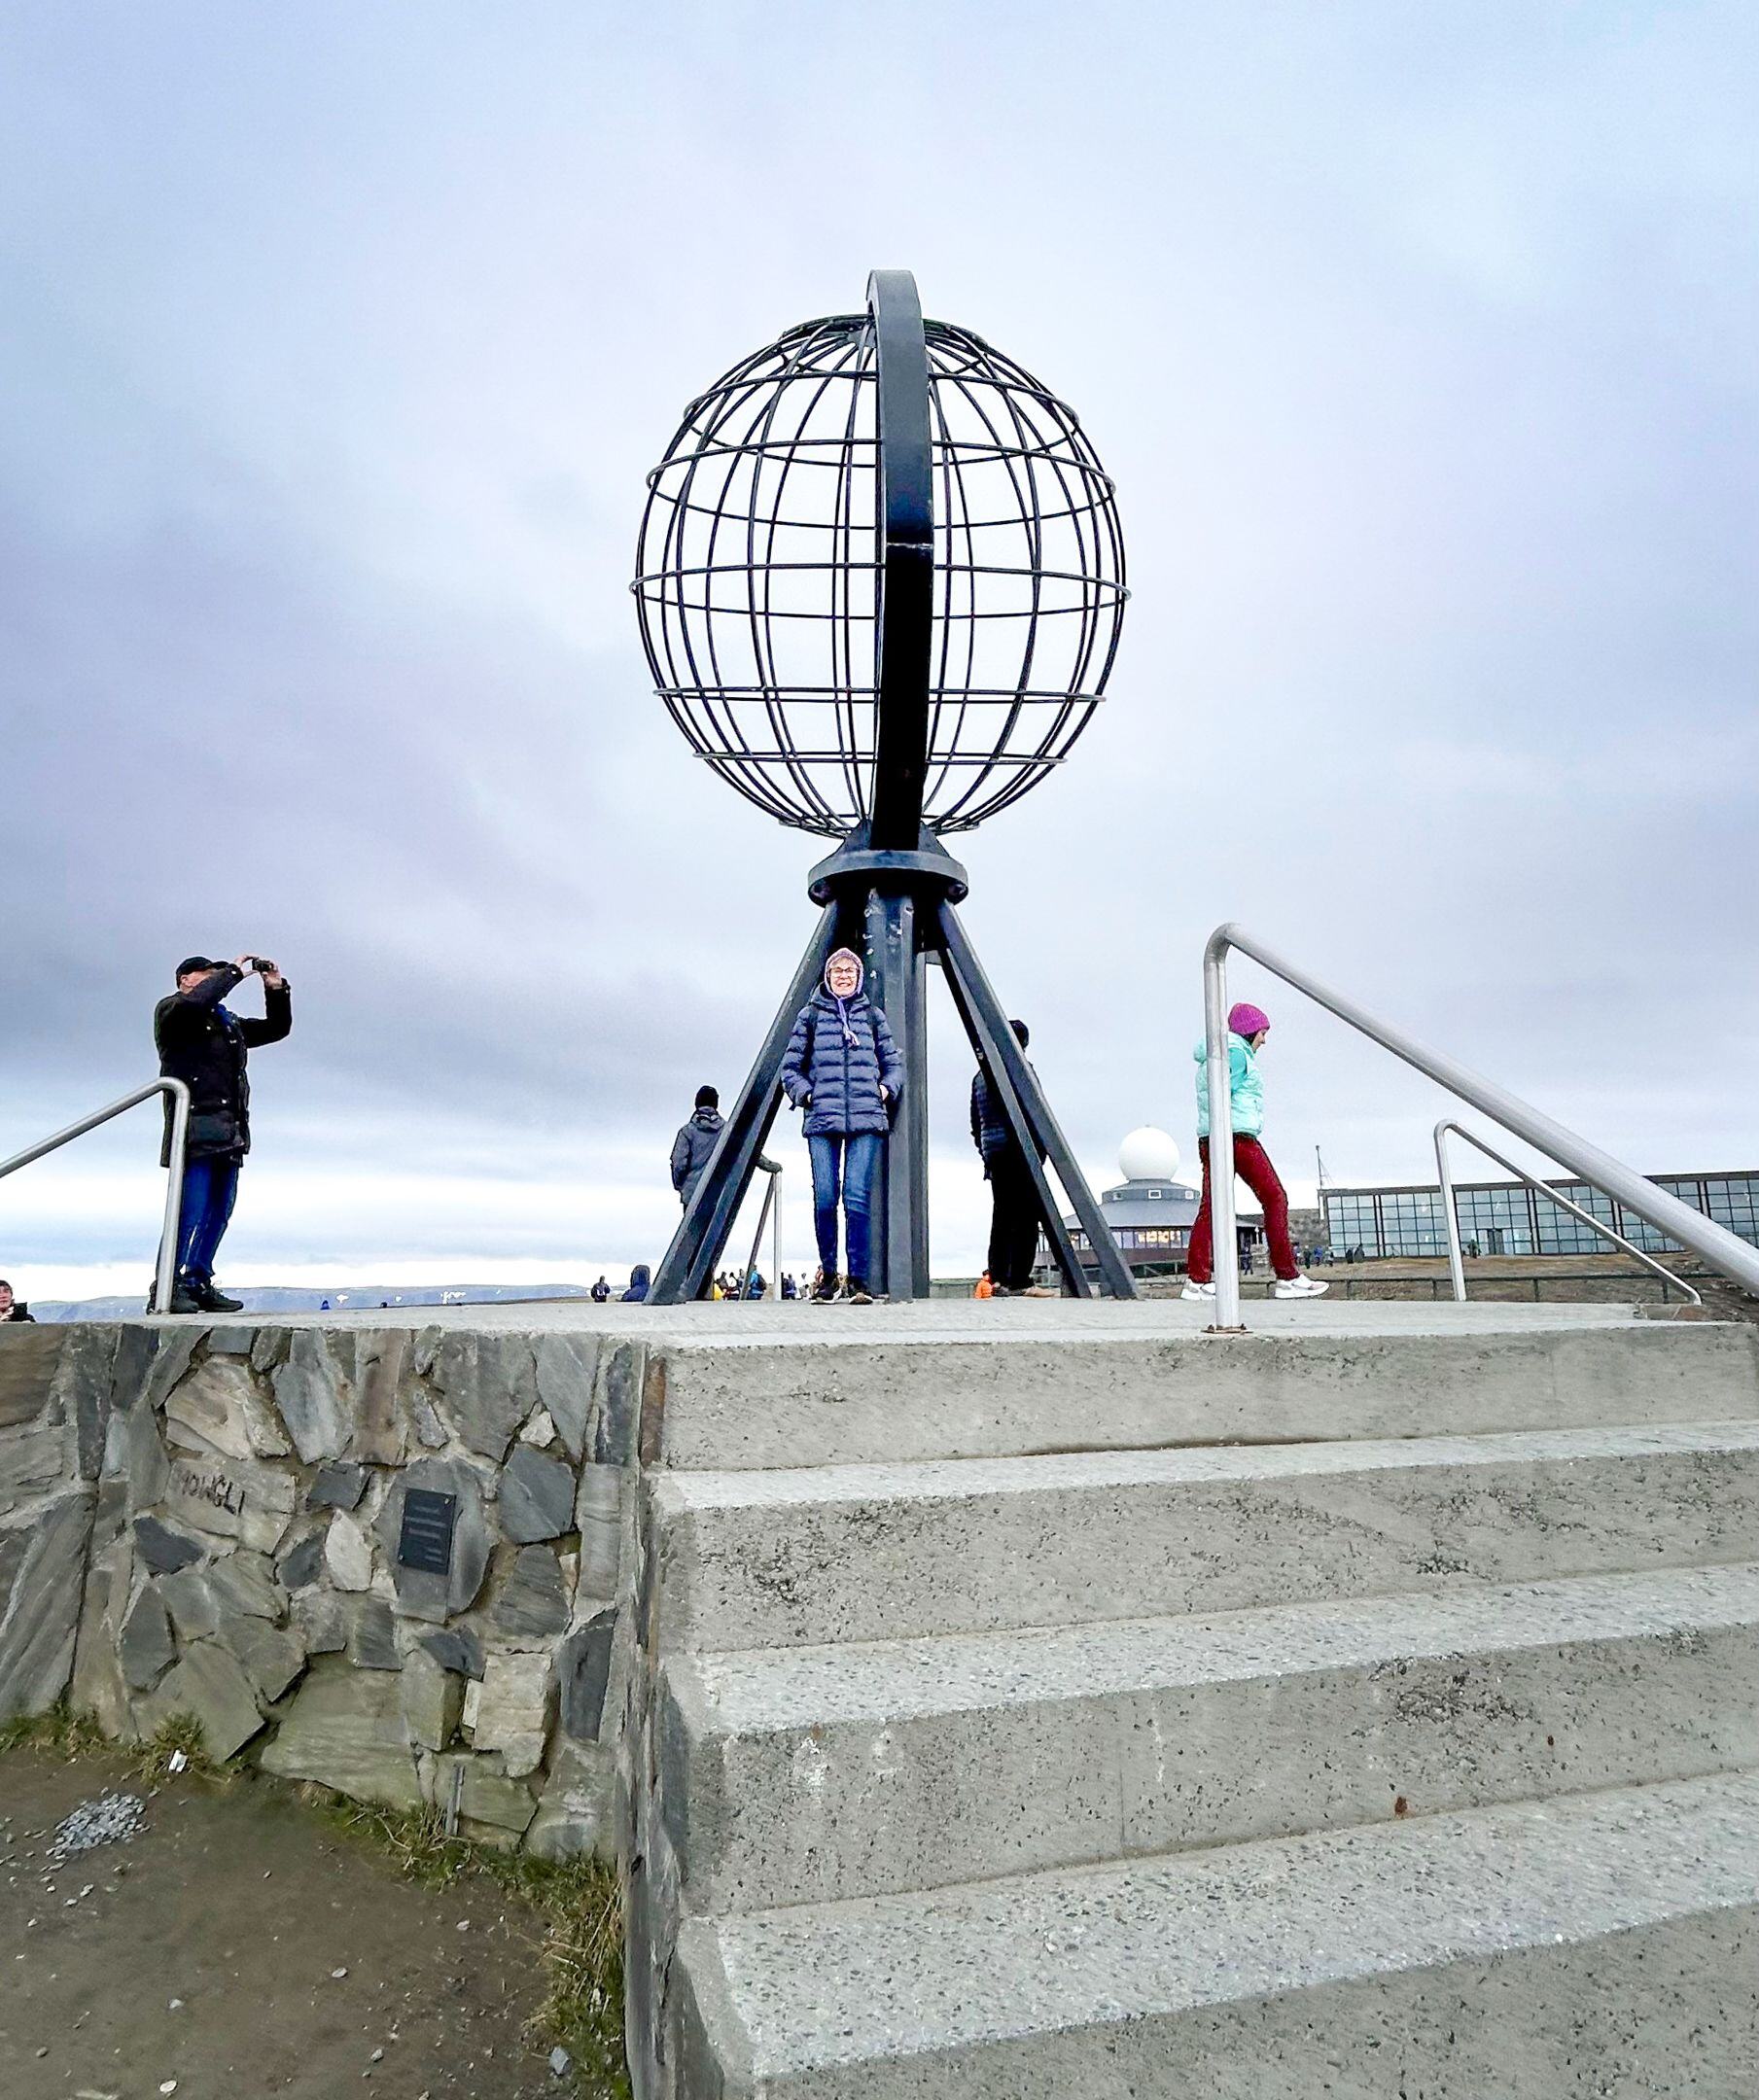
660,1563,1759,1908
672,1772,1759,2097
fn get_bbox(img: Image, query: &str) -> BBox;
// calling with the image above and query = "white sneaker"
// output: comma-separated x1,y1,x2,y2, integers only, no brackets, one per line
1273,1275,1330,1299
1180,1281,1216,1301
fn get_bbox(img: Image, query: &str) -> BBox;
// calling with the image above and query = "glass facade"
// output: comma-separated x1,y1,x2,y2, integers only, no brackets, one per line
1321,1171,1759,1261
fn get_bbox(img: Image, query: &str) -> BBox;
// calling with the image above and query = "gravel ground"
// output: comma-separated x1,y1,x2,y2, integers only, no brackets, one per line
0,1747,574,2099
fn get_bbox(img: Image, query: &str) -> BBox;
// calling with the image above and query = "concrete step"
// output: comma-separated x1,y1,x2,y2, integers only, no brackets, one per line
658,1563,1759,1912
650,1317,1759,1469
648,1418,1759,1652
669,1770,1759,2097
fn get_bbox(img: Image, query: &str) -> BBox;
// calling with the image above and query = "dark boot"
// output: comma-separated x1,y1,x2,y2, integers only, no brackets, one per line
194,1279,243,1312
163,1274,205,1315
811,1271,841,1303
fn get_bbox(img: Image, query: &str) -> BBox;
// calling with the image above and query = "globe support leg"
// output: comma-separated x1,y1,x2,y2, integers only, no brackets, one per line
864,883,930,1299
649,908,838,1306
934,901,1139,1301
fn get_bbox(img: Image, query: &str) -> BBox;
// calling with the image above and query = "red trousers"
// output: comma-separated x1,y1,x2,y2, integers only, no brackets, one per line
1187,1136,1299,1282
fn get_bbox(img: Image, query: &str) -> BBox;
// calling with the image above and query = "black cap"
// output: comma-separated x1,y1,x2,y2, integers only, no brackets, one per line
175,956,224,980
694,1085,720,1110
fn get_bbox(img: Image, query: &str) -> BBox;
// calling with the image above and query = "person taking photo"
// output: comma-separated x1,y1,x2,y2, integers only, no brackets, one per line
153,952,291,1314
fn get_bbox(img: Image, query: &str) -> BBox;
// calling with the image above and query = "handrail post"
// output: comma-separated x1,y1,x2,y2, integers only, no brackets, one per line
156,1080,192,1314
1202,931,1243,1330
1434,1121,1468,1303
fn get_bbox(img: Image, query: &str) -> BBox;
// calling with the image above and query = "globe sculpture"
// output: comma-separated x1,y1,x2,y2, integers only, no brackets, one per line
635,271,1136,1302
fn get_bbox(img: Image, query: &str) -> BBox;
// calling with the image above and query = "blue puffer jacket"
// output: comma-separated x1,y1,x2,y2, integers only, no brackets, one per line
782,962,904,1137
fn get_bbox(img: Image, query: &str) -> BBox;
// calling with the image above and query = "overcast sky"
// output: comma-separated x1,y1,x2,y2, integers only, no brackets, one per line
3,3,1755,1299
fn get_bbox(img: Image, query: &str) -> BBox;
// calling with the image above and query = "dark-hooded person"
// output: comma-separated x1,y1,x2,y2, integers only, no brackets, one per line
780,945,903,1304
670,1086,778,1210
970,1019,1054,1296
621,1263,651,1304
153,951,291,1314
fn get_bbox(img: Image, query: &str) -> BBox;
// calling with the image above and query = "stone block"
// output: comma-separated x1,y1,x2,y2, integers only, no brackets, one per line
0,1425,65,1518
106,1325,157,1412
119,1586,178,1692
270,1331,352,1464
133,1513,205,1573
434,1751,539,1840
122,1406,170,1512
0,1325,67,1428
275,1527,325,1592
137,1639,264,1761
473,1651,552,1777
71,1491,136,1733
525,1736,616,1861
491,1545,572,1641
557,1607,618,1743
293,1587,349,1655
259,1662,422,1809
324,1511,374,1591
164,1356,291,1462
429,1333,537,1462
500,1445,574,1543
157,1567,221,1642
400,1646,464,1752
160,1452,297,1555
574,1465,622,1596
3,1489,99,1724
307,1462,368,1511
422,1627,485,1680
222,1616,307,1703
536,1333,599,1462
350,1331,411,1465
594,1342,643,1464
141,1327,202,1414
249,1328,290,1374
49,1325,120,1481
520,1407,557,1449
406,1383,448,1450
375,1457,492,1623
205,1549,280,1620
347,1594,400,1670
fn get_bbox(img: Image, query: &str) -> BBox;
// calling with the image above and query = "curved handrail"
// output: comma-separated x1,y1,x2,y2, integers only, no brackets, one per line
1434,1118,1700,1308
1202,924,1759,1330
0,1079,192,1315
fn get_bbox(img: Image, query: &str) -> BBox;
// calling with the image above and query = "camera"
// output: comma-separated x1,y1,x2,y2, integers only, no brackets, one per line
249,956,277,975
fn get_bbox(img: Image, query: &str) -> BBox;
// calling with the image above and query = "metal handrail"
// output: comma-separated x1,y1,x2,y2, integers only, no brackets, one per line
1202,924,1759,1331
0,1079,192,1315
1434,1119,1700,1308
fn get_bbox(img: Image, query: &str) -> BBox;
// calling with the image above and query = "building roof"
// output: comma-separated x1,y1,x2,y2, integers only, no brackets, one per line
1068,1175,1203,1231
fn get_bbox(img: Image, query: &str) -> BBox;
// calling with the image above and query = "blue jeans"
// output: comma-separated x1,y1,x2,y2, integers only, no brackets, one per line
177,1155,241,1282
807,1132,882,1286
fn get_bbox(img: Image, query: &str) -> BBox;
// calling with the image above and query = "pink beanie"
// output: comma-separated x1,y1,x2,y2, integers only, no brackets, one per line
1228,1002,1270,1037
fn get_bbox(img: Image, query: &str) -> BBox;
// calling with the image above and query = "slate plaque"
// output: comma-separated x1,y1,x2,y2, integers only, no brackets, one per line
397,1488,457,1575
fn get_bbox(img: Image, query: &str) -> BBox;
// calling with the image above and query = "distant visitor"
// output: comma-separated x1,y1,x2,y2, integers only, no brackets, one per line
670,1085,778,1212
1185,1002,1328,1303
781,947,902,1305
0,1278,34,1322
153,952,292,1314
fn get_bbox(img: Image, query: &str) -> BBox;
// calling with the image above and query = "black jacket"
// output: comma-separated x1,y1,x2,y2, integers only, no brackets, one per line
155,965,292,1164
970,1065,1047,1174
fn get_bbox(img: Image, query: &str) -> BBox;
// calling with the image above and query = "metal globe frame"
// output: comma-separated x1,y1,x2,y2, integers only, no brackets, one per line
637,272,1136,1303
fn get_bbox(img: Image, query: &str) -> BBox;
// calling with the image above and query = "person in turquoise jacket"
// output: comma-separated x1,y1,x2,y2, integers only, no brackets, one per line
1185,1001,1327,1301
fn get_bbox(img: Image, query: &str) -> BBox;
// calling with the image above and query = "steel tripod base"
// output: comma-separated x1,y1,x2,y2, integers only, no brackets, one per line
649,838,1136,1305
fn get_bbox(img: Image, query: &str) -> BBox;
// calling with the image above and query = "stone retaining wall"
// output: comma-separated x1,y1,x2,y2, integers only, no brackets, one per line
0,1321,648,1859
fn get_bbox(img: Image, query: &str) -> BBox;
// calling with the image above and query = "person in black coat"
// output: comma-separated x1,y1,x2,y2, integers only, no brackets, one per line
669,1085,779,1211
154,952,291,1313
970,1019,1050,1295
0,1279,35,1322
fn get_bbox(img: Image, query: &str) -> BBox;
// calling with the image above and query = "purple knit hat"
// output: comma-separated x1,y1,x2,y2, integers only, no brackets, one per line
1228,1002,1270,1038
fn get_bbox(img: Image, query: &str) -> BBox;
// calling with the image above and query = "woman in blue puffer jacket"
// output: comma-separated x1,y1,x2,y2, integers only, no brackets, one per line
781,947,904,1303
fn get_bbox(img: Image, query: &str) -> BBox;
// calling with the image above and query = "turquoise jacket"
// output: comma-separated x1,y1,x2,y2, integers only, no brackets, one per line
1193,1032,1265,1140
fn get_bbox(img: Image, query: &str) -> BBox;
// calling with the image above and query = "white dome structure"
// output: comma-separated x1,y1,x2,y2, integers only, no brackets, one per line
1118,1126,1180,1184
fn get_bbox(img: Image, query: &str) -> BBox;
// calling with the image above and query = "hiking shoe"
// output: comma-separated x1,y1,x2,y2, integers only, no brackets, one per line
811,1273,841,1303
196,1282,244,1312
1180,1280,1217,1301
1273,1275,1330,1299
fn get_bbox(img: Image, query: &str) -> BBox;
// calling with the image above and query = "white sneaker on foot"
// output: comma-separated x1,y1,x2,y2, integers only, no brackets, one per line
1273,1275,1330,1299
1180,1281,1216,1301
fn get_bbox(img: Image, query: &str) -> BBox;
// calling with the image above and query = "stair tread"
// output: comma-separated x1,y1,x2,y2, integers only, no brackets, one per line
680,1771,1759,2080
654,1418,1759,1514
671,1562,1759,1734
